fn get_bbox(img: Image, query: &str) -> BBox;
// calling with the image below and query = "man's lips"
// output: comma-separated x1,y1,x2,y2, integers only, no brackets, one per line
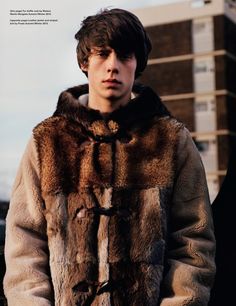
102,79,122,84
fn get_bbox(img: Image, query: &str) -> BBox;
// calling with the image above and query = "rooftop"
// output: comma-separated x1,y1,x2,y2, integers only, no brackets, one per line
132,0,236,26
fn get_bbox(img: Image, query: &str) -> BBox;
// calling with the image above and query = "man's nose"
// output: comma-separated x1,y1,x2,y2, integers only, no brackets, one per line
106,52,119,73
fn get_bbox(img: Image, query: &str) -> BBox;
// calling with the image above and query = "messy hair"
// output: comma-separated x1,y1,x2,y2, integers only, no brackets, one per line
74,8,152,78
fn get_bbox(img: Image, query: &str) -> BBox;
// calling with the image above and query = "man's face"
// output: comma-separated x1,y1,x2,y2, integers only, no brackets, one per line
82,46,137,107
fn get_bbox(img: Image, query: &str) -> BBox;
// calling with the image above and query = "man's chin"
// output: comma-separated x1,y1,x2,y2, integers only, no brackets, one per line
103,90,121,101
106,95,120,102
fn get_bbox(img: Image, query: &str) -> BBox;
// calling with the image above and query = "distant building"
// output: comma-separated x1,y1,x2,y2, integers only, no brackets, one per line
133,0,236,201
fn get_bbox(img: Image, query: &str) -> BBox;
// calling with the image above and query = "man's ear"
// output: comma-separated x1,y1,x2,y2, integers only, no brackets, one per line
80,62,88,72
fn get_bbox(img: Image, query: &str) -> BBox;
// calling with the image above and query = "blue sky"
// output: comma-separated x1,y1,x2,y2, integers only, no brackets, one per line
0,0,187,200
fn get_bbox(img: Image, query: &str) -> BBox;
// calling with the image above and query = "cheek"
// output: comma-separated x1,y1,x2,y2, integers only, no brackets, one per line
129,61,137,76
129,64,137,78
87,63,99,79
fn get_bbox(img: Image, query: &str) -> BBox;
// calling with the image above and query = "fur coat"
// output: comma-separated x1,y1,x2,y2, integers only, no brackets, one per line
4,84,216,306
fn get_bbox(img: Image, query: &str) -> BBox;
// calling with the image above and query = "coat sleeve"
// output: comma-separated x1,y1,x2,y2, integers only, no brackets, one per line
160,127,216,306
3,136,53,306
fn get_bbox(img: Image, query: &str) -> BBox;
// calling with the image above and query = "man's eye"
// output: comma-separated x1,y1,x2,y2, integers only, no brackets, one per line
97,51,109,57
118,54,133,61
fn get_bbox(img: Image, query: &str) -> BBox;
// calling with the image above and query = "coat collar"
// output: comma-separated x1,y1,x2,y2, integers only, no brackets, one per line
53,83,170,140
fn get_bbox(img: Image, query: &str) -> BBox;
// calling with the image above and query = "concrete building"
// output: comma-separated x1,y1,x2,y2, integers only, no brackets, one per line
133,0,236,202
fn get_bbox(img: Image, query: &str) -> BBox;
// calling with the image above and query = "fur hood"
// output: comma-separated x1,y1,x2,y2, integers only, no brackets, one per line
53,83,170,140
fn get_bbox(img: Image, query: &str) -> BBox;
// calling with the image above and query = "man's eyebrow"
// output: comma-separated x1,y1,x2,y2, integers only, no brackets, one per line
92,47,111,52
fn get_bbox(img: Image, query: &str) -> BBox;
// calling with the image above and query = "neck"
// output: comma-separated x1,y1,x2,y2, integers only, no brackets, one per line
88,92,132,113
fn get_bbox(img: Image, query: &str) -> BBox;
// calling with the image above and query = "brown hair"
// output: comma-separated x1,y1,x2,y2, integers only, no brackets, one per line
74,8,152,78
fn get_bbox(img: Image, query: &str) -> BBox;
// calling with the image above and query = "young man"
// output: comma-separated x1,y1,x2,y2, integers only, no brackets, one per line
4,8,216,306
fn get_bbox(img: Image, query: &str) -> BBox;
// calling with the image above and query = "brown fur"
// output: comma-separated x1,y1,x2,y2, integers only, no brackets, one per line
31,84,215,305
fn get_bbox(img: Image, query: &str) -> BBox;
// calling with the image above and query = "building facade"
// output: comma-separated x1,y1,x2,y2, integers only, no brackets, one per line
133,0,236,201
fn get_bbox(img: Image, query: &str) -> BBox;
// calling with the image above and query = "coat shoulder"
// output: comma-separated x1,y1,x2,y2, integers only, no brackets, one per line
151,115,187,142
33,116,84,142
33,116,66,136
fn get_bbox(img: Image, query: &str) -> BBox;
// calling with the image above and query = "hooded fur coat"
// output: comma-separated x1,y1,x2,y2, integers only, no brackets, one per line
4,84,215,306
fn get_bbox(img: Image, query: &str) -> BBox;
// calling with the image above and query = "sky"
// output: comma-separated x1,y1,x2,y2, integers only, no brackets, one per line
0,0,188,200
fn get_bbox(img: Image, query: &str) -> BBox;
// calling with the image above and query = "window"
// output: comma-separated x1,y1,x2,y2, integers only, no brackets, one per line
225,1,236,15
193,57,215,93
195,137,218,172
195,140,209,152
226,0,236,9
191,0,212,8
194,96,216,132
195,101,208,112
192,17,214,53
194,64,208,73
